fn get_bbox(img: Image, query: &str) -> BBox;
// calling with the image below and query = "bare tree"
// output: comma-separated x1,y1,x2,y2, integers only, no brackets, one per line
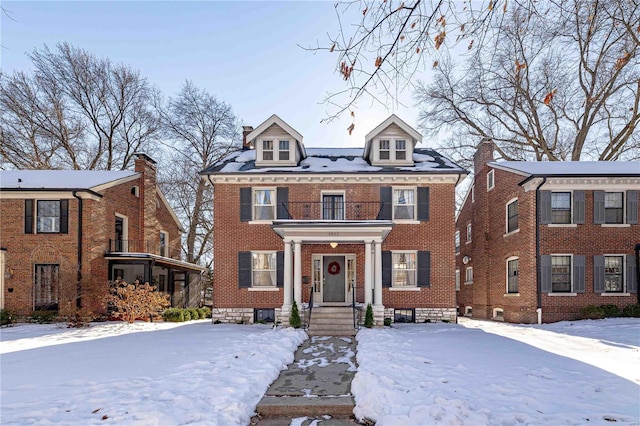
416,0,639,164
157,81,240,267
0,42,159,170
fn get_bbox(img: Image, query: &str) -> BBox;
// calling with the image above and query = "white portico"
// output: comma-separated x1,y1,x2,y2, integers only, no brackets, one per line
272,221,393,322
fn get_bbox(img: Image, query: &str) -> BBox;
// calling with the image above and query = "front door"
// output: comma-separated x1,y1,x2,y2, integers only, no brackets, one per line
323,255,345,302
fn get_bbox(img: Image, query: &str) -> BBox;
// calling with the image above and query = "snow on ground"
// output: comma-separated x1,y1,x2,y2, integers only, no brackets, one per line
0,320,306,425
352,318,640,426
1,318,638,426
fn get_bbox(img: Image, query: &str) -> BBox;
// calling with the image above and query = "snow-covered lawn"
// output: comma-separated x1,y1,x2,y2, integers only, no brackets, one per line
1,318,638,425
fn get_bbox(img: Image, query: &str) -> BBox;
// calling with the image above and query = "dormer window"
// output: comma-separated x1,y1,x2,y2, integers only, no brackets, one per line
375,138,412,163
380,140,390,160
262,140,274,160
278,140,290,160
396,140,406,160
259,138,293,163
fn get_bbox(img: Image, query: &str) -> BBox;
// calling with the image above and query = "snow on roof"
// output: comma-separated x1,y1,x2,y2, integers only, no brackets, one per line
0,170,139,190
489,161,640,177
203,148,467,174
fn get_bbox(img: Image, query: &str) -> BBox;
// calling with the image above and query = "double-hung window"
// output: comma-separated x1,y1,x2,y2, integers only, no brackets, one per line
395,140,407,160
34,264,59,309
393,188,415,220
252,252,276,287
507,257,519,293
392,252,416,287
455,231,460,254
455,269,460,291
379,140,390,160
278,140,290,161
262,140,274,161
253,189,275,221
466,223,472,242
551,192,571,224
487,170,495,191
506,199,518,233
37,200,61,233
604,255,624,292
551,255,572,292
159,231,168,257
604,192,624,224
465,267,473,284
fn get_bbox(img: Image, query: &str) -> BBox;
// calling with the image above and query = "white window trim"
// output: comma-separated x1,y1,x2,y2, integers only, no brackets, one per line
505,197,519,234
506,256,519,294
391,250,417,288
250,187,276,223
471,185,475,203
321,190,346,221
374,137,413,164
115,213,129,252
392,186,417,222
455,269,460,291
465,266,473,284
549,253,573,294
455,230,460,255
251,251,277,288
159,230,169,257
487,170,495,191
466,223,472,243
257,136,295,165
35,200,62,234
602,254,626,294
492,308,504,321
604,191,626,225
550,191,573,225
464,306,473,316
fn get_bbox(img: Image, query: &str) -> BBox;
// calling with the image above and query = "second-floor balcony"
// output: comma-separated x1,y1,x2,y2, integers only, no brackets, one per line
279,201,385,221
107,239,182,259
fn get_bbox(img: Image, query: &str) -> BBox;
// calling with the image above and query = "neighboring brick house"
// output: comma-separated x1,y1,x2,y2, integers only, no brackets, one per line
456,139,639,323
201,114,467,326
0,154,207,316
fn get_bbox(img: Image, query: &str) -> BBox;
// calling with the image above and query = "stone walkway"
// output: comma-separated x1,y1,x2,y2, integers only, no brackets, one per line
251,336,364,425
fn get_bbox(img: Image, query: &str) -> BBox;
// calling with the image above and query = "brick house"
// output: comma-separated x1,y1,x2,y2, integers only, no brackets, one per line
456,139,639,323
201,114,467,327
0,153,207,316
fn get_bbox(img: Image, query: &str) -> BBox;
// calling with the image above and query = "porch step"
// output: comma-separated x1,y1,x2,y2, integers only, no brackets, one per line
307,307,358,337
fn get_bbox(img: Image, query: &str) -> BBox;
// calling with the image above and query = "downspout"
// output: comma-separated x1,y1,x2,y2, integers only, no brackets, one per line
72,191,83,308
635,243,640,305
534,177,547,324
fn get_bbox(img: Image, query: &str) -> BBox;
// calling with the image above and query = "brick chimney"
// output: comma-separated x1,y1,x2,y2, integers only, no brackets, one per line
473,137,495,173
134,153,158,243
242,126,254,150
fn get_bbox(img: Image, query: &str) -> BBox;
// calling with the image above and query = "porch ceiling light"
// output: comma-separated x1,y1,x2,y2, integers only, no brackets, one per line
330,242,338,249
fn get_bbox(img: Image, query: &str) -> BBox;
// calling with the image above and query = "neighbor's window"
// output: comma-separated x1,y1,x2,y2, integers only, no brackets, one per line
507,257,519,293
37,200,61,233
262,140,274,161
253,189,275,220
455,269,460,291
278,140,290,161
394,309,415,323
466,223,472,242
465,267,473,284
507,199,518,233
395,139,407,160
252,252,276,287
34,264,60,310
379,139,390,160
392,252,416,287
393,188,416,220
159,231,168,257
551,192,571,224
455,231,460,254
604,192,624,224
604,255,624,292
487,170,495,190
551,255,572,292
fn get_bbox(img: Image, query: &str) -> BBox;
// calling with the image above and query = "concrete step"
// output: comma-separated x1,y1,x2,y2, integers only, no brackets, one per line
251,415,364,426
311,317,355,325
307,330,357,337
256,395,355,417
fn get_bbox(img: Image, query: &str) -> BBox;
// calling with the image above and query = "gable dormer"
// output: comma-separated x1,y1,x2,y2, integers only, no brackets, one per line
245,114,306,167
363,115,422,166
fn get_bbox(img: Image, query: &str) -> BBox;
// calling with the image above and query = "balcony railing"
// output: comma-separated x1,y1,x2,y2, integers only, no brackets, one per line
107,239,181,259
280,201,385,221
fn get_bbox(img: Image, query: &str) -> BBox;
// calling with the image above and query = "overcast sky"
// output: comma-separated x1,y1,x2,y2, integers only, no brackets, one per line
1,1,427,149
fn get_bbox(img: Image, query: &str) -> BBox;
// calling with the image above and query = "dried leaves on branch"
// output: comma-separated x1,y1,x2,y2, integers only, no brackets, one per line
107,280,170,324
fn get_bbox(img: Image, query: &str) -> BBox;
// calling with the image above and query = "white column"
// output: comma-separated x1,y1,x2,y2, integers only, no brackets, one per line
364,241,372,306
294,241,302,305
282,241,292,308
374,241,383,306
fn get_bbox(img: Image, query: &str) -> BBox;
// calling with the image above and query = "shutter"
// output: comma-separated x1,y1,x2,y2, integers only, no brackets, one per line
25,199,34,234
539,191,551,224
417,187,430,221
276,251,284,288
382,251,392,287
417,251,431,287
593,191,605,224
627,254,637,294
626,190,638,224
240,187,252,222
60,199,69,234
572,190,585,224
238,252,252,288
378,187,392,220
541,255,552,293
573,255,585,293
593,255,605,293
276,187,289,219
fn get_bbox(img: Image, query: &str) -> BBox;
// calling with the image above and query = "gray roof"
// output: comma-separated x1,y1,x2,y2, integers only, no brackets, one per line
202,148,467,174
489,161,640,177
0,170,138,191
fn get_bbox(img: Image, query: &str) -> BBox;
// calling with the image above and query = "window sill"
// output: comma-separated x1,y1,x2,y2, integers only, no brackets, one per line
547,224,577,228
600,224,630,228
389,287,421,291
547,292,577,296
599,292,630,297
503,229,520,238
465,241,472,244
464,282,473,285
392,220,420,224
248,287,280,292
249,220,274,225
504,293,520,297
